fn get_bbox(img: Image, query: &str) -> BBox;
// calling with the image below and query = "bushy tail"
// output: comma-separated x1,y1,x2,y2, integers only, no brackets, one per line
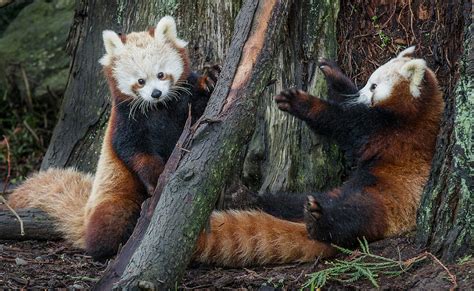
194,210,336,266
8,168,93,248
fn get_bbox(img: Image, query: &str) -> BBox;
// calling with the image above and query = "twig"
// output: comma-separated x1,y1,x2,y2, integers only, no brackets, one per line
178,147,191,153
408,0,415,43
23,120,43,148
1,135,25,236
426,252,457,291
19,65,33,111
381,1,397,29
66,276,100,282
0,255,61,265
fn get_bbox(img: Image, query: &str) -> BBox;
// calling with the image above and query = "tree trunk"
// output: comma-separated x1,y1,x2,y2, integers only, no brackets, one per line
41,0,241,173
96,1,290,289
0,208,61,241
416,6,473,262
242,0,344,195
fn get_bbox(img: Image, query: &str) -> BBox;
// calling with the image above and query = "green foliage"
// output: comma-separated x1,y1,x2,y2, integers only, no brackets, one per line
377,31,391,48
0,0,74,180
303,238,425,290
0,87,58,181
371,13,391,48
457,255,472,265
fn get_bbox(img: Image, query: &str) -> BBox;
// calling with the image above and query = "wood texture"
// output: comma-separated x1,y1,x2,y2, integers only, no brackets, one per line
0,208,61,241
416,4,473,262
242,0,344,194
96,0,290,289
41,0,241,173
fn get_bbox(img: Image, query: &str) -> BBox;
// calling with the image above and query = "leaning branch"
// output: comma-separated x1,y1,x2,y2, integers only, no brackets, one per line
95,0,290,289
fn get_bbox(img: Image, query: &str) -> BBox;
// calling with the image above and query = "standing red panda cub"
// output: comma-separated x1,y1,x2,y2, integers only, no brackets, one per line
9,16,218,261
192,47,444,266
84,16,219,260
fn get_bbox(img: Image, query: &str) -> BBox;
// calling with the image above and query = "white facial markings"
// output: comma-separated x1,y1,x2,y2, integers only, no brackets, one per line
356,54,426,107
357,62,397,106
138,79,171,103
107,31,185,104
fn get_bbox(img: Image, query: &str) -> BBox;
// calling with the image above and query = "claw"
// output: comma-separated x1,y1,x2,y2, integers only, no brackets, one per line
305,195,322,219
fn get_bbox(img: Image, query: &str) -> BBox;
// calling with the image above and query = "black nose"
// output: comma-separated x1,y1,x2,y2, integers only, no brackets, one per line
151,89,162,99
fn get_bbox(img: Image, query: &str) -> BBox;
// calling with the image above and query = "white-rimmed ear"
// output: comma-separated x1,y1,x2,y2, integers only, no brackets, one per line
397,46,416,59
99,30,124,66
399,59,427,97
103,30,124,55
155,16,188,48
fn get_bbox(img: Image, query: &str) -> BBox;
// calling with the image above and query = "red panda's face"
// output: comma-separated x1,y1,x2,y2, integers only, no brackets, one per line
356,46,427,108
99,16,189,113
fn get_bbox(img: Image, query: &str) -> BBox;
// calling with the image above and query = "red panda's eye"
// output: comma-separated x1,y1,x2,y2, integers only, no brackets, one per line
138,79,146,85
157,72,165,80
370,84,377,91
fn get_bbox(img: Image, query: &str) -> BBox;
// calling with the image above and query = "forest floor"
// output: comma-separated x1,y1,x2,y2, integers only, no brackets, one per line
0,2,470,290
0,236,472,289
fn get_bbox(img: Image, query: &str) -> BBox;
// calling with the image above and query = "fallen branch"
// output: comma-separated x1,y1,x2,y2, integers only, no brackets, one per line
1,135,25,236
0,208,61,241
425,252,457,291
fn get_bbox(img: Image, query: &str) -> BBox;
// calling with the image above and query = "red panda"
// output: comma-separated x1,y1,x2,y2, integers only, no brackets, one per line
192,46,444,266
10,45,443,266
8,16,218,260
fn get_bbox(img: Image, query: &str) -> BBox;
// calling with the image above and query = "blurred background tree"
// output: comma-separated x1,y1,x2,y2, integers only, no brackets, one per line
0,0,74,181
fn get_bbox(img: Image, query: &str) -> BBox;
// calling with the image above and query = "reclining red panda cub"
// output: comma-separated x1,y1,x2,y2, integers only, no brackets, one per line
192,46,444,266
9,16,218,260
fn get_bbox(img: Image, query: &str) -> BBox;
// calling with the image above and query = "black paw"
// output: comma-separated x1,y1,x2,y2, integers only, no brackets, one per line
318,57,344,81
274,88,314,118
304,195,322,240
318,57,358,99
200,64,221,93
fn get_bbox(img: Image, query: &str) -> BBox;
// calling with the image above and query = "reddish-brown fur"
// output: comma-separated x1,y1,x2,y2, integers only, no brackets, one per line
8,39,442,266
193,211,336,266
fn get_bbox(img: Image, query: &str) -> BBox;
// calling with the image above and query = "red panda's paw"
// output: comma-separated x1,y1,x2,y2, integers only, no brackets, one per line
304,195,322,240
274,88,315,119
318,57,341,78
197,64,221,94
318,58,358,101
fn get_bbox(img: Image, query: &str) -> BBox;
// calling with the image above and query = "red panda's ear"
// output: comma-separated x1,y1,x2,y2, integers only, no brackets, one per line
155,16,188,48
99,30,125,66
102,30,125,55
397,46,416,59
399,59,427,98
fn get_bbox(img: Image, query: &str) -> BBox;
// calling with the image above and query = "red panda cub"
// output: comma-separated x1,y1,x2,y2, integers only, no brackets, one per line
192,46,444,266
9,16,218,261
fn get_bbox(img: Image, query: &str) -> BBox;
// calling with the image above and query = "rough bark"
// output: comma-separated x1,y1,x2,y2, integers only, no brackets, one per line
96,1,289,289
41,0,241,173
0,208,61,241
416,6,473,262
242,0,344,194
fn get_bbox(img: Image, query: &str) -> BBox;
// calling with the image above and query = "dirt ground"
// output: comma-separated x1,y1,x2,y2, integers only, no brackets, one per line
0,1,471,290
1,236,472,289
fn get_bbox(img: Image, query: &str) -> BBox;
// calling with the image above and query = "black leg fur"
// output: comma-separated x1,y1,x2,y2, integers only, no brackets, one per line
256,192,309,221
318,58,358,102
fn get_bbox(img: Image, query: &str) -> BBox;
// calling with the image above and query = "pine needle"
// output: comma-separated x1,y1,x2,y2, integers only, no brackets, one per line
302,239,426,290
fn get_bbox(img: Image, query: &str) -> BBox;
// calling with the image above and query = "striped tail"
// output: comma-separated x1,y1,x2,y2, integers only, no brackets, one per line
7,168,93,248
194,210,336,266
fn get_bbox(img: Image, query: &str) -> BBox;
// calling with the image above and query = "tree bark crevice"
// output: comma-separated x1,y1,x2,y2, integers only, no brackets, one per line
96,1,290,289
416,2,472,262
